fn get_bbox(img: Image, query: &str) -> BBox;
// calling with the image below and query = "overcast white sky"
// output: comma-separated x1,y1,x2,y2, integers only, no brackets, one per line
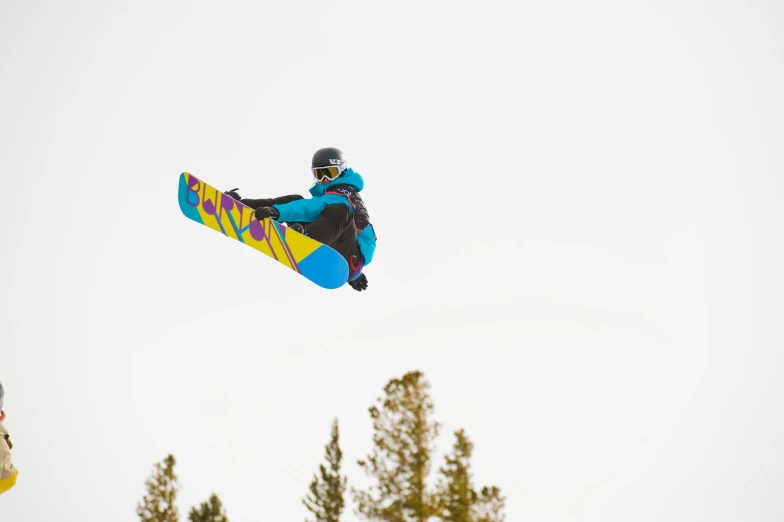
1,0,783,521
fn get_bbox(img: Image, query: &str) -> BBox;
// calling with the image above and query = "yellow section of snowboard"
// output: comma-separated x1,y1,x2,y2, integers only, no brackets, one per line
180,172,320,268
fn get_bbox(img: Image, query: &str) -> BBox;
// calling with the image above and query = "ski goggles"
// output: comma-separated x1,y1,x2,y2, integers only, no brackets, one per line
312,161,347,182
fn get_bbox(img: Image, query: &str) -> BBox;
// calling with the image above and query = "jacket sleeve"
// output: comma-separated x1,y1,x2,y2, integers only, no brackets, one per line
273,194,349,223
357,225,377,266
0,430,17,495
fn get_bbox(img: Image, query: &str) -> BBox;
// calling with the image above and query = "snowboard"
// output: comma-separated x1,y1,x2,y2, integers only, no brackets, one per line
177,172,348,289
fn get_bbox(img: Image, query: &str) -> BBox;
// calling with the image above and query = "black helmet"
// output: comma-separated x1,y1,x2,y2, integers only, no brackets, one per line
312,147,347,168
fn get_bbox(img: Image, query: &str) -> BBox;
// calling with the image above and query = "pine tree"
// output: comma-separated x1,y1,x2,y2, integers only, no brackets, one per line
303,418,346,522
137,454,180,522
436,429,477,522
188,493,229,522
353,370,440,522
473,487,506,522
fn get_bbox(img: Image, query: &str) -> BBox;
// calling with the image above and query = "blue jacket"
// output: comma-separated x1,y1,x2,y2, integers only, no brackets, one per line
272,168,377,267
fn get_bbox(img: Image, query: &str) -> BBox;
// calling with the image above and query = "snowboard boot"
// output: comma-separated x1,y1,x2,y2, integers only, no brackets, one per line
288,222,307,235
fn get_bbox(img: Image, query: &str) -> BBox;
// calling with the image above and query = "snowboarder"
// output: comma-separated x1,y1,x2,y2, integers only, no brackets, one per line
224,147,377,292
0,380,18,495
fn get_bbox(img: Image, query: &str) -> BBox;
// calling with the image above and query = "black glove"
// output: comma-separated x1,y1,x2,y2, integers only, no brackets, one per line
255,206,280,220
348,273,368,292
224,188,242,201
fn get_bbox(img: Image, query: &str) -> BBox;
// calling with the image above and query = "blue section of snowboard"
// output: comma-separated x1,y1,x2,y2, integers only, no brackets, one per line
178,174,204,225
297,242,349,290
